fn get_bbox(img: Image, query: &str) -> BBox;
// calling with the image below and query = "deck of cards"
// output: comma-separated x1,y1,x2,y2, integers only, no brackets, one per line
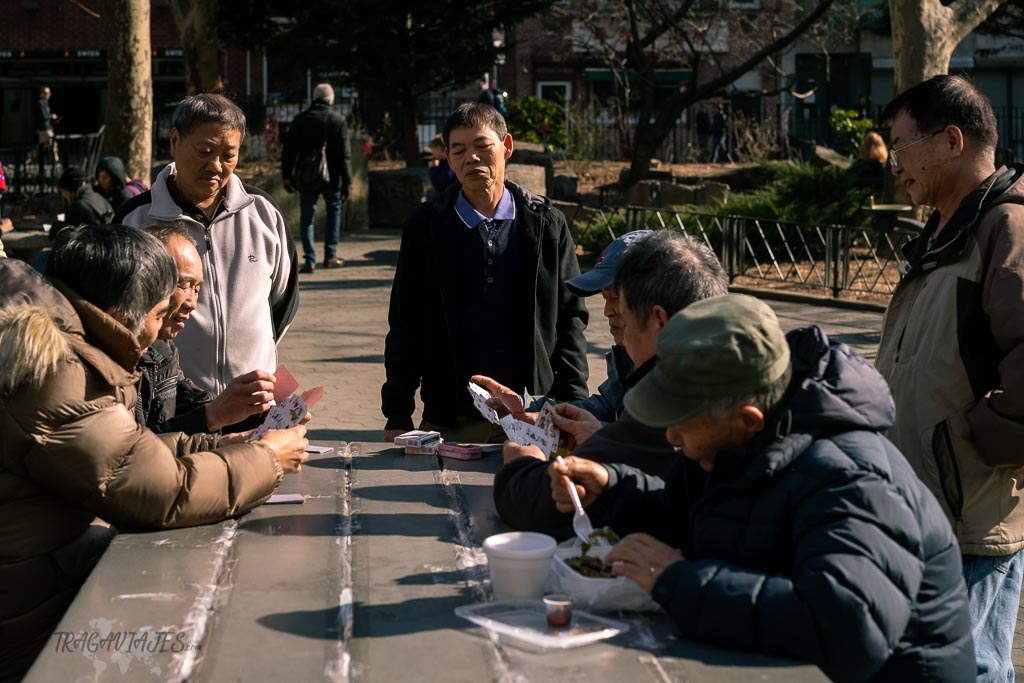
394,430,442,455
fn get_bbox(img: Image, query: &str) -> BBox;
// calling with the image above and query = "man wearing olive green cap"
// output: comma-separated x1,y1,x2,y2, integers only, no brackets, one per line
549,294,973,681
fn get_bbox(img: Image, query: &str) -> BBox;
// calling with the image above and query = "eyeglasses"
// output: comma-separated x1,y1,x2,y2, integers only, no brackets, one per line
176,279,202,296
888,129,944,167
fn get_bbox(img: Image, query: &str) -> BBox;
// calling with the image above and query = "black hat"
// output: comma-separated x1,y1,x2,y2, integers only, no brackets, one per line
58,167,86,191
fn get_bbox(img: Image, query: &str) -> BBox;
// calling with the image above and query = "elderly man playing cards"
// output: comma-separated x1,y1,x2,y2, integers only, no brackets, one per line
470,229,651,430
492,231,727,537
134,222,286,435
548,295,974,681
0,225,308,681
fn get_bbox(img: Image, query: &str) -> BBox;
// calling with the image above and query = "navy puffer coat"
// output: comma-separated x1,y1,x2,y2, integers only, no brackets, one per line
603,326,974,682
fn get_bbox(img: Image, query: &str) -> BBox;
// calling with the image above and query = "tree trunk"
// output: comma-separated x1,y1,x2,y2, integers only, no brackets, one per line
102,0,152,183
168,0,224,95
400,91,421,168
889,0,957,95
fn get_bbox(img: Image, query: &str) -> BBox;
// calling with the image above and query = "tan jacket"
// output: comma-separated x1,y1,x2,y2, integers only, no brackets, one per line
0,259,283,680
877,169,1024,556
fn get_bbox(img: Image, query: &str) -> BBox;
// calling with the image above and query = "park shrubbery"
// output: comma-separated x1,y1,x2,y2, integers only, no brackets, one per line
707,162,874,226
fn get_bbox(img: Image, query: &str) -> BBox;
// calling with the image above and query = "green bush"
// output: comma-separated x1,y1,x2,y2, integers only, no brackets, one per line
703,162,873,226
829,109,873,157
508,96,567,150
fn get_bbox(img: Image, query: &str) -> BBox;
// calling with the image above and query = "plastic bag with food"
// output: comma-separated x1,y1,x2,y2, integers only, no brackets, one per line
549,537,660,612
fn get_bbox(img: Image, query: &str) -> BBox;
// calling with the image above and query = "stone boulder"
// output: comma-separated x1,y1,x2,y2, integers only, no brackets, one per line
625,180,659,207
658,183,696,207
368,168,429,228
505,163,547,197
510,145,554,194
810,145,853,170
551,172,579,202
695,180,730,206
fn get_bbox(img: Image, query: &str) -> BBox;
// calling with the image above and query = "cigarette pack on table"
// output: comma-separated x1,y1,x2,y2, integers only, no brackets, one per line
438,442,484,461
393,430,441,448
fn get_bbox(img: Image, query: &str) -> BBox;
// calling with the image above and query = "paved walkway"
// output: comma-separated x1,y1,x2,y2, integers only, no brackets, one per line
279,229,1022,675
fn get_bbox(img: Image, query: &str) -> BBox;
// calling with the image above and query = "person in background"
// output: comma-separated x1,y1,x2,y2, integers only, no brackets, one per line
552,294,974,681
851,131,888,185
427,134,458,194
95,156,148,212
281,83,352,273
876,74,1024,682
50,166,114,237
0,224,308,681
34,86,58,178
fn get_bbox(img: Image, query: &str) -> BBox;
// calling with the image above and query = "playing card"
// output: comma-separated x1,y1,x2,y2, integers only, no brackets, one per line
273,365,301,403
252,394,309,440
499,414,519,442
265,493,305,505
467,382,500,424
535,404,560,451
518,407,559,457
300,385,324,409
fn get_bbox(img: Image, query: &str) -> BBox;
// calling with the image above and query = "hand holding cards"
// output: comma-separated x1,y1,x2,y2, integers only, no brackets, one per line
468,383,561,457
253,366,324,440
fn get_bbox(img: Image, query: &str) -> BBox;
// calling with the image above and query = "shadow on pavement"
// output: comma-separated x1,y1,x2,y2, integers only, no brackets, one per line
258,606,342,639
298,278,395,291
356,483,492,508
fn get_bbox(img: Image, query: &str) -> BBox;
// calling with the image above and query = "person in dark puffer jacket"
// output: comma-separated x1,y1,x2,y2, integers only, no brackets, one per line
551,294,974,682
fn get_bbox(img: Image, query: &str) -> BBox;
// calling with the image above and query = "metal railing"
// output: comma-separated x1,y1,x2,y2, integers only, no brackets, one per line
0,126,105,197
563,204,915,300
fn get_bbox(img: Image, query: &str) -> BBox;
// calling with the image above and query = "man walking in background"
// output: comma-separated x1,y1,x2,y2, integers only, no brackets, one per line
282,83,353,273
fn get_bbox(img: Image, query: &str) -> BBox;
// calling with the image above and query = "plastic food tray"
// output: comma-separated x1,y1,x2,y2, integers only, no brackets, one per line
455,600,629,651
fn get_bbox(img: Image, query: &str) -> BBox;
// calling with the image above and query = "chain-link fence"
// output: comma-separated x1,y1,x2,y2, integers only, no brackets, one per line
562,204,916,300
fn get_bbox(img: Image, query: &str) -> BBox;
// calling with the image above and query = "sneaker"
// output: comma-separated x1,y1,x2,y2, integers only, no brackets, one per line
323,257,345,269
300,262,315,274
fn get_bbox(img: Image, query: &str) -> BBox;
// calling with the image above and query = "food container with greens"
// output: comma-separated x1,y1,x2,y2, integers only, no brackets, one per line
550,530,660,612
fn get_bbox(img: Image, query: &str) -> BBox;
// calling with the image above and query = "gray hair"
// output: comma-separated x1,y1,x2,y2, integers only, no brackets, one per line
706,366,793,422
172,93,247,142
613,230,728,321
46,225,176,336
312,83,334,104
143,220,197,247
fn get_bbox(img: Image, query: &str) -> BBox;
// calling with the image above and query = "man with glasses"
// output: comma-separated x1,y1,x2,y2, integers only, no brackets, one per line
876,74,1024,682
136,222,280,435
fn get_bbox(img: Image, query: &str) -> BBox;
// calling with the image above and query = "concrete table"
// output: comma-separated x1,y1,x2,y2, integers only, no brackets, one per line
25,442,826,681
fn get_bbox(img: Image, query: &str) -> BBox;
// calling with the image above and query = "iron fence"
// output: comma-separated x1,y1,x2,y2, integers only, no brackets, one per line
0,126,105,198
562,204,916,300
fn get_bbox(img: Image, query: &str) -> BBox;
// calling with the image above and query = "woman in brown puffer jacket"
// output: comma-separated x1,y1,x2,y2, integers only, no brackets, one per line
0,227,308,681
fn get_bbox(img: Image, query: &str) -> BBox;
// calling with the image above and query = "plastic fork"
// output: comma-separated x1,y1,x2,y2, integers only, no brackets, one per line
556,456,594,545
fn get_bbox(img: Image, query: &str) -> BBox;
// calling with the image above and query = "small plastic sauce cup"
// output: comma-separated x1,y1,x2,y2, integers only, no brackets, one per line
543,594,574,628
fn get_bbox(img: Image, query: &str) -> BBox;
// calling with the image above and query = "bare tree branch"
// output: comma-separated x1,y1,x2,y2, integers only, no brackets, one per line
949,0,1010,41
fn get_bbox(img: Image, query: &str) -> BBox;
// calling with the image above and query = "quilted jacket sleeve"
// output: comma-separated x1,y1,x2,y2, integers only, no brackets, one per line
23,399,283,529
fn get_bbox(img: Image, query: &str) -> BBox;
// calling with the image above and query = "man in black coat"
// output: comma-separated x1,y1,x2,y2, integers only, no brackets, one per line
282,83,353,273
551,294,974,682
382,102,588,443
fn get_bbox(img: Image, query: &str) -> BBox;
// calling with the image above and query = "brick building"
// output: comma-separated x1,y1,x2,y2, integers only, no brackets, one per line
0,0,271,150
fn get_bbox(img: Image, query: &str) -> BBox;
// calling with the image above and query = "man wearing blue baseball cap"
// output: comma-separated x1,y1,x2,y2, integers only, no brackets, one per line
492,230,728,537
549,294,973,681
472,229,652,426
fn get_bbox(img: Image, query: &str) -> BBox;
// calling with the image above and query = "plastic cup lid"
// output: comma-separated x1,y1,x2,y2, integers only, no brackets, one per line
483,532,556,559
